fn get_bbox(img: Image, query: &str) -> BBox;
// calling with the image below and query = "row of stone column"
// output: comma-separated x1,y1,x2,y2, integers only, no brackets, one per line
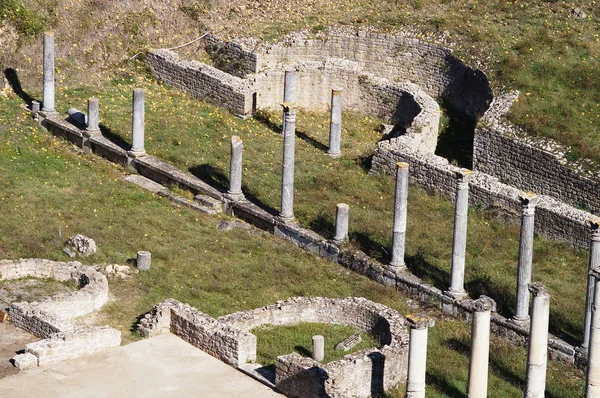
405,286,552,397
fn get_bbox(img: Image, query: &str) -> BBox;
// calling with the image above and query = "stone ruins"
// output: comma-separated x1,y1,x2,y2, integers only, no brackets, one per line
4,27,600,396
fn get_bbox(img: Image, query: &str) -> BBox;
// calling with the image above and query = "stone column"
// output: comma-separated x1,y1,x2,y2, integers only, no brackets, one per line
514,193,539,323
85,97,101,137
136,251,151,271
129,88,146,156
584,217,600,350
447,169,472,299
280,102,297,221
524,282,550,398
467,296,496,398
405,313,435,398
312,335,324,362
228,135,244,200
587,268,600,397
333,203,349,243
390,162,409,269
327,88,343,158
42,32,55,113
281,69,296,133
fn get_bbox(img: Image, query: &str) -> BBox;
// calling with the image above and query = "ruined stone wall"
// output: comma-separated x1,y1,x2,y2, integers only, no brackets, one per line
371,142,591,249
146,49,253,117
2,258,121,368
474,93,600,213
203,33,260,77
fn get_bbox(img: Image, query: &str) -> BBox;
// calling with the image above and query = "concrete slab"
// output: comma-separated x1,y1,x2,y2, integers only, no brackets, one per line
0,333,283,398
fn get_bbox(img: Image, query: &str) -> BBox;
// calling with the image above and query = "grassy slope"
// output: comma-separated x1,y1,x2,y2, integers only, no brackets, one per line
0,82,584,397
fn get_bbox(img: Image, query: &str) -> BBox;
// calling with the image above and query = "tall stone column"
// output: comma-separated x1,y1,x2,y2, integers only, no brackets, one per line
587,268,600,397
524,282,550,398
405,313,435,398
129,88,146,157
467,296,496,398
327,88,343,158
390,162,409,269
281,69,296,133
333,203,349,243
584,217,600,350
228,135,244,200
514,193,539,323
42,32,56,113
447,169,472,299
280,102,297,221
84,97,101,137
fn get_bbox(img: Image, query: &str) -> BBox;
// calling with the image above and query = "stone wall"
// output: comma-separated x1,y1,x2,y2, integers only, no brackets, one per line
474,92,600,213
146,49,253,117
139,297,408,398
2,258,121,368
203,33,260,77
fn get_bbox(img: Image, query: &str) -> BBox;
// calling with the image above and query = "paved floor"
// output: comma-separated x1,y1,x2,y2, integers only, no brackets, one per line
0,333,283,398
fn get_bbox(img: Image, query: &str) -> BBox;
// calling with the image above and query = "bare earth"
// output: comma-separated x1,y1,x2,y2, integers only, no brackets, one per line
0,322,37,380
0,333,283,398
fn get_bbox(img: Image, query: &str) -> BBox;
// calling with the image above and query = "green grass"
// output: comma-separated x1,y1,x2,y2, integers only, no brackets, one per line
252,322,380,366
43,75,591,347
0,83,586,396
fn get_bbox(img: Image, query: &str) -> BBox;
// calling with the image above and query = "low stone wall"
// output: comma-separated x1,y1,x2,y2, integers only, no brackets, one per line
371,141,592,249
146,49,253,117
2,258,120,368
474,92,600,213
139,297,409,398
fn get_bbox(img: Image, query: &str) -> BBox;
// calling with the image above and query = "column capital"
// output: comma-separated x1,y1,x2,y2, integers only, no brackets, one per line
454,168,473,186
472,295,496,313
589,217,600,238
528,282,550,298
406,313,435,329
280,102,299,113
519,192,539,213
396,161,409,169
231,135,243,147
331,87,344,93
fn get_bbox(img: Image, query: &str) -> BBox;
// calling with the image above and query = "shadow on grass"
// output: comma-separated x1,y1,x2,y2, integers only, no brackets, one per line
190,163,280,217
4,68,37,107
407,250,451,292
99,123,131,151
355,154,373,173
425,372,464,398
350,231,389,264
308,212,335,240
254,110,328,152
294,345,312,357
465,276,515,320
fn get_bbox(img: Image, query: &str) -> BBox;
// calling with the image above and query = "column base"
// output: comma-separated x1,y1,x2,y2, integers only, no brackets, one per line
278,215,296,224
508,315,530,328
83,128,102,139
384,263,406,274
443,288,468,301
127,150,147,158
39,109,59,118
326,151,342,158
225,192,245,202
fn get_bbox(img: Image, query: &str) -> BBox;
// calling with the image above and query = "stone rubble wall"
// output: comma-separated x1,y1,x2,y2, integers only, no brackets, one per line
203,33,260,77
139,297,408,398
146,49,253,117
238,27,492,118
371,142,591,249
474,92,600,213
1,258,120,368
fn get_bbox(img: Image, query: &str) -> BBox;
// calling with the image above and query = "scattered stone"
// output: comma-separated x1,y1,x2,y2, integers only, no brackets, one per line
571,8,587,19
65,235,97,257
12,353,37,370
62,247,76,258
98,264,136,279
216,220,253,232
335,333,362,351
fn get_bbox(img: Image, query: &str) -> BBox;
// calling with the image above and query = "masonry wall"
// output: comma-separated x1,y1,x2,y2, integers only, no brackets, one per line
146,49,253,117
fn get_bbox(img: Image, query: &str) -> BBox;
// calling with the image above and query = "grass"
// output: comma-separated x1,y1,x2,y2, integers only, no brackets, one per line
0,80,587,396
37,73,591,348
252,322,380,366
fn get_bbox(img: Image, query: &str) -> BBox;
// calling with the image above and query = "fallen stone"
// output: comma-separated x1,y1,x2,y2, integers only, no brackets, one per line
335,333,362,352
65,234,97,257
115,265,130,273
13,353,38,370
63,247,76,258
571,8,587,19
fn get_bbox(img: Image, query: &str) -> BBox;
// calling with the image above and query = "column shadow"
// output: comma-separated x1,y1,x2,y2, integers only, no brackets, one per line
4,68,37,107
98,123,131,151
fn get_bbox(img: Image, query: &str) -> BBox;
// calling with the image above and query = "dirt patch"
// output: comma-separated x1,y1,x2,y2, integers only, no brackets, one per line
0,322,36,379
0,278,74,307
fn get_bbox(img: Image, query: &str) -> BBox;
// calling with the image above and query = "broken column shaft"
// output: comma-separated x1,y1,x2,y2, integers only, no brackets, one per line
584,217,600,350
280,103,297,220
406,314,435,398
467,296,496,398
334,203,349,243
228,135,244,200
524,282,550,398
327,88,343,158
42,32,55,113
312,335,324,362
130,88,146,156
390,162,409,269
514,193,539,322
85,97,100,136
587,268,600,397
448,169,472,298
